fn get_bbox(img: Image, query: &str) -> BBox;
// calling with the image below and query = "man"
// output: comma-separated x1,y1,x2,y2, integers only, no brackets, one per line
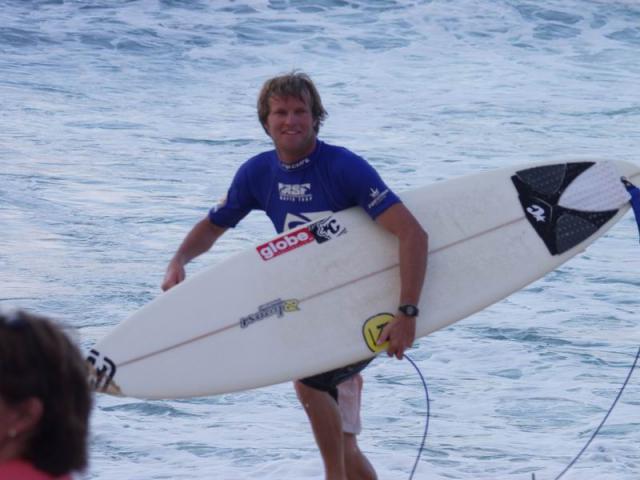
162,72,428,480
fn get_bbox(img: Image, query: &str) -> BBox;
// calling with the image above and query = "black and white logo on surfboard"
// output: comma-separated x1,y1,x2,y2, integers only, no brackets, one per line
512,162,622,255
308,216,347,244
86,349,119,395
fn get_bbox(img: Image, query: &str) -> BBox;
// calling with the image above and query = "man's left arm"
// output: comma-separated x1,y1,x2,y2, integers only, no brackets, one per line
375,202,428,360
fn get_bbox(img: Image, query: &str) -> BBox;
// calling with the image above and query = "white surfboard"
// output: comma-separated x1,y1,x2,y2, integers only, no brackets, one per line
88,159,640,399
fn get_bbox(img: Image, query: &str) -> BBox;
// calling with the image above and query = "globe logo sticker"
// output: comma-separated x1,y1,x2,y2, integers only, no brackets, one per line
362,313,394,352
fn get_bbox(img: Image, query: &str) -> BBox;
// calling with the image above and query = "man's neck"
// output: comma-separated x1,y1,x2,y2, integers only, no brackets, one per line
277,138,317,165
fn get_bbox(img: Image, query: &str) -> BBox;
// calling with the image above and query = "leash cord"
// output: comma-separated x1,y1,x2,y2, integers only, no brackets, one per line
551,345,640,480
403,344,637,480
550,180,640,478
404,354,430,480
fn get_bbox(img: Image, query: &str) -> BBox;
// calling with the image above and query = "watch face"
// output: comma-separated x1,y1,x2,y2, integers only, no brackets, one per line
400,304,418,317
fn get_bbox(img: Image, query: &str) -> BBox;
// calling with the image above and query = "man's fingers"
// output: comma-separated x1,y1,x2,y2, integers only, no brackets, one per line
376,322,393,346
162,265,186,291
161,274,178,292
377,318,413,359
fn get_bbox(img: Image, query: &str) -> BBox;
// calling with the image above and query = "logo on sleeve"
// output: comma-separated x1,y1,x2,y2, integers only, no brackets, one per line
211,195,227,213
367,187,389,209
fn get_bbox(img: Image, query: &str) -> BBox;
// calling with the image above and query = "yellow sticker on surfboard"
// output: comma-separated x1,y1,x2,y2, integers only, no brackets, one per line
362,313,394,352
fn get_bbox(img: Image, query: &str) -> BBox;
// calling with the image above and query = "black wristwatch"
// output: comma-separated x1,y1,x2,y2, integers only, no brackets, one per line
398,304,419,317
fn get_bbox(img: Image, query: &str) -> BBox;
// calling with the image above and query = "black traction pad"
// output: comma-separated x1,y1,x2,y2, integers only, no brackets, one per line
511,162,619,255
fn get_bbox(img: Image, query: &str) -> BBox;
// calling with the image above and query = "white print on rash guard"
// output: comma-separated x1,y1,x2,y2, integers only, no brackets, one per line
279,183,312,202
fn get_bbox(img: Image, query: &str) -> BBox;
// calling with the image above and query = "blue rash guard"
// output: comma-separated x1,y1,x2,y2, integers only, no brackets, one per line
209,139,401,233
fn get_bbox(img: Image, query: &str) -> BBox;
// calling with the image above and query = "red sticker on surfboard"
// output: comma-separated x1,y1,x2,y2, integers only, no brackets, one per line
256,227,315,261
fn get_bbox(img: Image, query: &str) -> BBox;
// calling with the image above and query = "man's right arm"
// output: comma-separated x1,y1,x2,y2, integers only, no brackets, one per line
161,217,227,291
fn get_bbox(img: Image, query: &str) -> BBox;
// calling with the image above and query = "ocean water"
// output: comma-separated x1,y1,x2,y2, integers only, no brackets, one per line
1,0,639,479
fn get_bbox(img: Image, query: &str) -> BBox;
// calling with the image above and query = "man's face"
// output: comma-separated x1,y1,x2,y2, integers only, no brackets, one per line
264,95,316,164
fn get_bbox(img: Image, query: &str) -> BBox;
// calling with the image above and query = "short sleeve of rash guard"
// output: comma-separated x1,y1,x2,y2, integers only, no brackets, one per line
208,163,259,228
338,153,401,219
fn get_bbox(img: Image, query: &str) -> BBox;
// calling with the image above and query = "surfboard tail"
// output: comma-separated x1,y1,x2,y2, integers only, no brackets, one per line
512,161,633,255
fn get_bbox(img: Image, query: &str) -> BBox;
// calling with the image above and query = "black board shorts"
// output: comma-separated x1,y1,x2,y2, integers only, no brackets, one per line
299,358,373,402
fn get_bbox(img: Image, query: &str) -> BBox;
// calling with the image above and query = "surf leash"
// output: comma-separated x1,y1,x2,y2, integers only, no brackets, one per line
540,176,640,480
622,177,640,241
403,354,430,480
548,346,640,480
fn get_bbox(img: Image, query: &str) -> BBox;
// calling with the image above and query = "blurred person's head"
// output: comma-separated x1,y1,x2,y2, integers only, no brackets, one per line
0,310,92,477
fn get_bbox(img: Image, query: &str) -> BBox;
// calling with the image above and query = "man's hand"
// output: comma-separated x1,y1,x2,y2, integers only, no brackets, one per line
377,313,416,360
160,218,227,292
161,260,186,291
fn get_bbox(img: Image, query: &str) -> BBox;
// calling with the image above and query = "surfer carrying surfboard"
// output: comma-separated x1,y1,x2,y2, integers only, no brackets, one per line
162,71,428,480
